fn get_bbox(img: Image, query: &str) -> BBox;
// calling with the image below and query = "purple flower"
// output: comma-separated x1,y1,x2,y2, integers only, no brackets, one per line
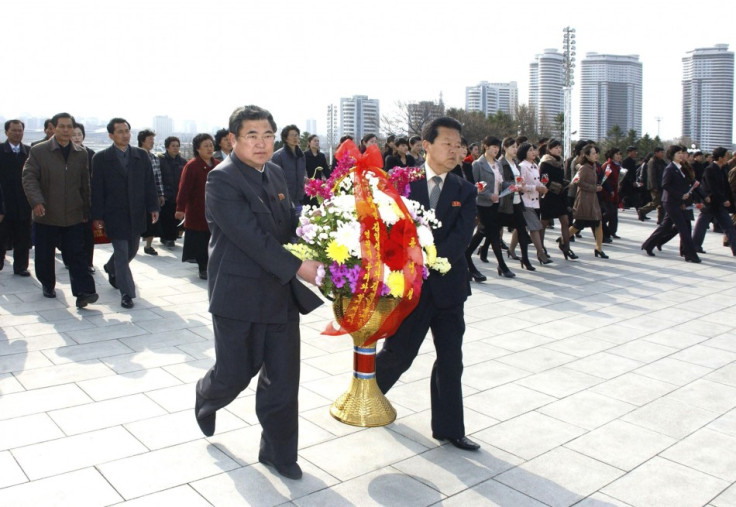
422,265,429,280
329,262,347,289
346,265,363,294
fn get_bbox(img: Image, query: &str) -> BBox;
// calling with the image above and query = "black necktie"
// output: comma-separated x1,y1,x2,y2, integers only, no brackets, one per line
260,170,272,212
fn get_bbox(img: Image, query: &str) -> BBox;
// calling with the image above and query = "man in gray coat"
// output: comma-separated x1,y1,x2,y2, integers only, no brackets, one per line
22,112,98,307
194,105,322,481
91,118,160,309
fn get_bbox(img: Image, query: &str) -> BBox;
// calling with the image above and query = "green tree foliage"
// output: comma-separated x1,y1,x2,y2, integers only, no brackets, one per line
515,104,538,141
445,108,490,146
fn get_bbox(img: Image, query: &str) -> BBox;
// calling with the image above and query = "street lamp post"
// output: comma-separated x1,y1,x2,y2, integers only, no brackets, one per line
562,27,576,161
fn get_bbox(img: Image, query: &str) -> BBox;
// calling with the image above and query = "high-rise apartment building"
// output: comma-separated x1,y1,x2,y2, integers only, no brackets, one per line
579,53,643,141
340,95,380,141
305,119,317,136
326,104,339,151
465,82,519,118
407,99,445,135
153,115,174,138
530,49,564,132
682,44,734,151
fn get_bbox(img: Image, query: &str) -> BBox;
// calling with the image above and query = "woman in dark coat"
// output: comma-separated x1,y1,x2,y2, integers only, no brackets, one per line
540,139,577,259
569,144,608,259
176,133,220,279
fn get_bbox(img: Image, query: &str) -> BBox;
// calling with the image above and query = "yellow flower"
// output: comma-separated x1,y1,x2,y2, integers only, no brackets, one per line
284,243,317,260
326,240,350,264
432,257,451,275
387,271,405,298
425,244,437,266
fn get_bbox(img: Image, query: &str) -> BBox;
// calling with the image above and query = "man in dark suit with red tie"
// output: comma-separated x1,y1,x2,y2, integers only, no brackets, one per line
376,117,480,451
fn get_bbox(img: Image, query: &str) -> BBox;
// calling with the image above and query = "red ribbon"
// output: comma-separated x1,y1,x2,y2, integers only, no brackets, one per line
323,140,423,346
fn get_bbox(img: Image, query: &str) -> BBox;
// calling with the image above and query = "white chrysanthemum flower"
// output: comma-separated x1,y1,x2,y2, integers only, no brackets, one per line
416,224,434,247
334,221,362,257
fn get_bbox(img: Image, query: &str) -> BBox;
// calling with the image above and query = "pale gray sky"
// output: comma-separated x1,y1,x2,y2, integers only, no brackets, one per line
4,0,734,142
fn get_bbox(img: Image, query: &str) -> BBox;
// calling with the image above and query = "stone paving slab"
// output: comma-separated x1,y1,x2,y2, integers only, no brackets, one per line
1,213,736,505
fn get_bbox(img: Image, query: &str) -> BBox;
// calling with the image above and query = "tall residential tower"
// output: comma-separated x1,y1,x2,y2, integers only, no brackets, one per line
529,49,564,133
339,95,380,141
579,53,643,141
682,44,734,151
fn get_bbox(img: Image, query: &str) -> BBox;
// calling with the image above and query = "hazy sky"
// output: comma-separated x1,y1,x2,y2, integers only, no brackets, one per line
4,0,735,142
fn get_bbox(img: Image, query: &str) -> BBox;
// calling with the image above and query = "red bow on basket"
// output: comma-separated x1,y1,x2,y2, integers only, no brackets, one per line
323,141,424,347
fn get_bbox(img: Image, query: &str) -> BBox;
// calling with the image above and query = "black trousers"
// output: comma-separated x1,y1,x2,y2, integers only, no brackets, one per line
159,201,179,242
196,313,301,464
0,217,31,272
376,289,465,439
602,201,618,236
34,222,95,295
466,204,507,272
642,202,698,260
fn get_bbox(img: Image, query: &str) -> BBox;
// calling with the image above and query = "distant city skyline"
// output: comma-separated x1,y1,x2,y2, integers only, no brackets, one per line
4,0,734,146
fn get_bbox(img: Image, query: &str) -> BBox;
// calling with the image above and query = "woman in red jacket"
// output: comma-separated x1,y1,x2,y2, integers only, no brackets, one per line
176,133,219,279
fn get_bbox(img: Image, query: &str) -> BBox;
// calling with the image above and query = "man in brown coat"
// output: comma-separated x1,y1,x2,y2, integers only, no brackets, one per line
22,112,98,307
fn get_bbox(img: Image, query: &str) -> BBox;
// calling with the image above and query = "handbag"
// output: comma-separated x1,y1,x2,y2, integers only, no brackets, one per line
549,181,563,194
92,222,111,245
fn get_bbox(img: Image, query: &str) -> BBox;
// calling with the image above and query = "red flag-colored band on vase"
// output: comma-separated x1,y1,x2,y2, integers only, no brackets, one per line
353,346,376,377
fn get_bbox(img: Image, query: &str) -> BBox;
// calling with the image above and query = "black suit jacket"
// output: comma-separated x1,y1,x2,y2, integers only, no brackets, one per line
661,162,690,205
91,145,160,239
0,141,32,220
701,162,731,211
409,169,476,309
205,154,322,323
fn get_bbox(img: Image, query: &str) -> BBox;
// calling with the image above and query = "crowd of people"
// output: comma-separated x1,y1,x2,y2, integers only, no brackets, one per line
3,114,736,308
4,107,736,481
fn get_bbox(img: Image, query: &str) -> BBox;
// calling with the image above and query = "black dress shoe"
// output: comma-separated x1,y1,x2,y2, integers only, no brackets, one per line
42,286,56,298
603,236,613,244
103,264,118,289
14,269,31,277
433,434,480,451
696,247,706,254
611,234,621,239
198,270,208,280
259,458,303,479
121,295,134,309
144,246,158,256
685,256,702,264
88,266,96,273
76,292,99,308
469,269,486,282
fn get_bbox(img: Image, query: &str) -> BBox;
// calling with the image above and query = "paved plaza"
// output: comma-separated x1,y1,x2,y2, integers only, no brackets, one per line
1,210,736,506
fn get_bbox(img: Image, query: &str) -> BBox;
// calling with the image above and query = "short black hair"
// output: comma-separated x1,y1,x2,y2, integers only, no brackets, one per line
712,147,728,160
307,134,319,143
395,137,409,148
694,150,703,157
547,139,562,150
409,135,421,146
228,105,277,137
361,133,377,145
192,133,215,155
43,119,53,129
280,124,300,143
5,119,25,131
386,134,396,144
339,135,353,144
573,139,588,155
214,128,229,150
654,146,664,153
605,147,621,160
107,117,131,134
482,135,501,150
164,136,180,149
515,135,528,146
51,112,75,127
626,146,637,153
422,117,462,144
666,144,684,160
469,142,479,151
137,129,155,147
517,142,535,162
74,122,86,138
